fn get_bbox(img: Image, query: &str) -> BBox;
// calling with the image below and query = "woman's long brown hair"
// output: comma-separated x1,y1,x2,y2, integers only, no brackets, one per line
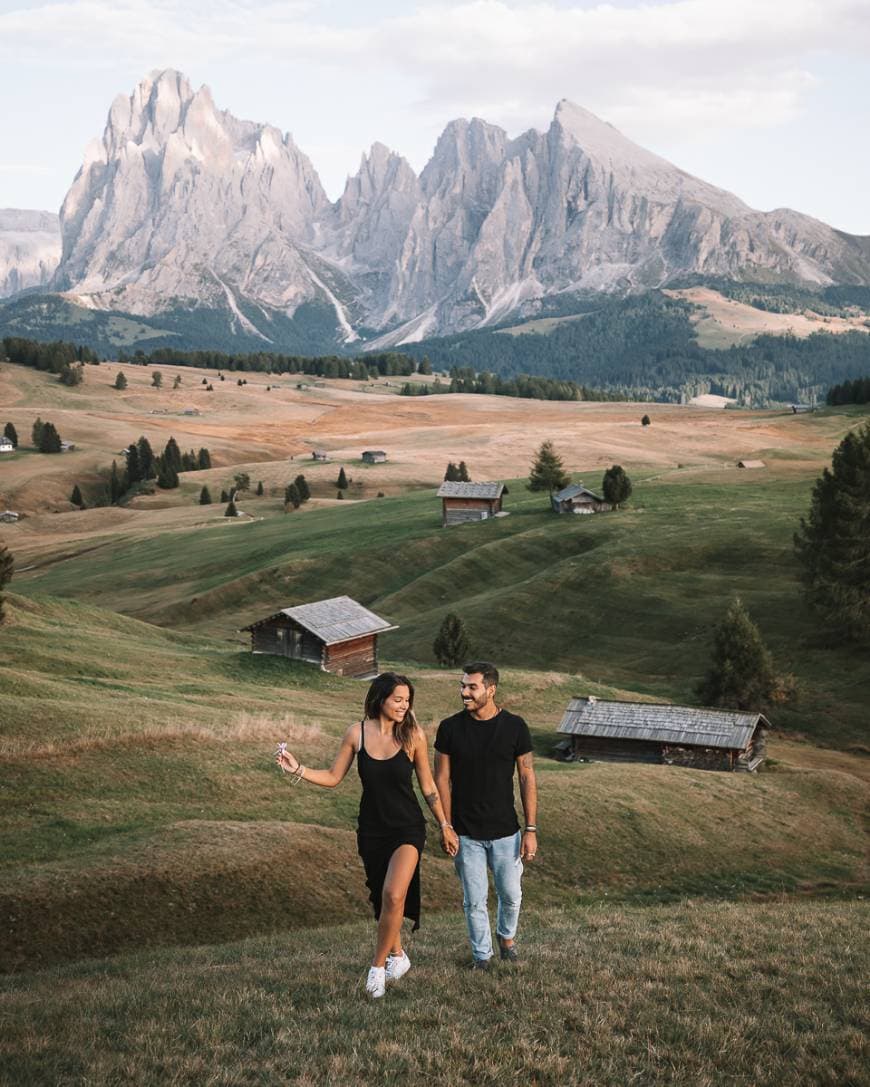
364,672,418,754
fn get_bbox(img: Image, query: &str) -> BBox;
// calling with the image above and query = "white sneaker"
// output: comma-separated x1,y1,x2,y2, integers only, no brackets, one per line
365,966,386,998
385,951,411,982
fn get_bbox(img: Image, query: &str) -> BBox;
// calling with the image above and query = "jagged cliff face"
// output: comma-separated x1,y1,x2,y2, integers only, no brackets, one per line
0,210,61,298
55,71,334,340
48,71,870,346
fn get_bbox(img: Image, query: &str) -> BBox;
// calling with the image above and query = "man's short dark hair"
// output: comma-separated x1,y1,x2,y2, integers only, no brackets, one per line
463,660,499,688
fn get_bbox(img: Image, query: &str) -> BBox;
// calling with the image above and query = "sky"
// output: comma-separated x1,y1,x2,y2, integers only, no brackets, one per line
1,0,869,233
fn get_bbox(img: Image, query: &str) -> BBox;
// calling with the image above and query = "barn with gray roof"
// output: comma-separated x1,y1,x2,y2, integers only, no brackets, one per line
556,696,768,771
437,480,506,526
241,595,397,678
551,482,610,514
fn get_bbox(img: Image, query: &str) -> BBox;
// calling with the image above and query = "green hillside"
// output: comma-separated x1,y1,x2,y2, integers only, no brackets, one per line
12,457,870,745
2,593,867,977
1,900,867,1085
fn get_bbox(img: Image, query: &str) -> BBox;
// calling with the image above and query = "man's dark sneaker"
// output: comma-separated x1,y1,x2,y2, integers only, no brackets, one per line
470,958,490,971
499,944,518,963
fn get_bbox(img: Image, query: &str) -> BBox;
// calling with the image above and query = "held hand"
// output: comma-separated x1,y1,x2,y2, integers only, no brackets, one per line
440,826,459,857
521,830,537,862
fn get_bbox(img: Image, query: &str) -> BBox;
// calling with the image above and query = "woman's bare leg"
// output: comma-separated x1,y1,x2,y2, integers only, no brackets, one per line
371,844,419,967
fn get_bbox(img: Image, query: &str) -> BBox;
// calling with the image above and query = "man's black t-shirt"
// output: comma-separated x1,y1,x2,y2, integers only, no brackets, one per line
434,709,532,840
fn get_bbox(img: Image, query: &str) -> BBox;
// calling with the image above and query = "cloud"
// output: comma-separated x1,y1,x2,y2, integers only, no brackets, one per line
2,0,866,136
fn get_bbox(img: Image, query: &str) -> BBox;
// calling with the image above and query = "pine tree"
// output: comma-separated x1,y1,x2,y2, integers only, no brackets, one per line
224,499,238,517
199,485,212,505
220,489,229,503
0,543,13,623
137,436,157,479
201,377,208,385
39,422,62,453
285,483,302,508
794,421,870,643
31,417,44,448
696,597,777,711
433,613,470,667
181,451,197,471
337,490,344,499
444,462,459,482
125,443,142,484
197,448,211,470
256,481,264,496
337,467,348,490
157,459,179,489
70,484,84,507
151,371,163,388
458,461,470,482
641,414,651,426
163,437,182,472
173,374,182,389
418,356,432,375
528,440,569,496
109,460,125,504
234,472,251,493
294,474,310,502
3,422,17,447
114,371,127,390
602,465,632,509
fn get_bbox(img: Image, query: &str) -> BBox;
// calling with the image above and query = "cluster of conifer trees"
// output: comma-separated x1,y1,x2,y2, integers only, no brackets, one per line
826,376,870,405
69,436,214,509
2,336,98,373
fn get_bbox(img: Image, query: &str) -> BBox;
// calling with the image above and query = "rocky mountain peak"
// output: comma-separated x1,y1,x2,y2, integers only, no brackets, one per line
32,71,870,349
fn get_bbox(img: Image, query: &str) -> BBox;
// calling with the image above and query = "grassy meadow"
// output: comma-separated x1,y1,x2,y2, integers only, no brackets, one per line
10,458,870,745
2,900,867,1085
1,373,868,1083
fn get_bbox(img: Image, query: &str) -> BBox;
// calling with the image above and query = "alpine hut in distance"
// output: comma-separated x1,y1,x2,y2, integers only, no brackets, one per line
437,481,505,526
551,482,610,514
556,697,768,772
241,595,397,678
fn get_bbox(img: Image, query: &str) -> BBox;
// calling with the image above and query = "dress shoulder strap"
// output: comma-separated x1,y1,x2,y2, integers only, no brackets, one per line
358,718,366,753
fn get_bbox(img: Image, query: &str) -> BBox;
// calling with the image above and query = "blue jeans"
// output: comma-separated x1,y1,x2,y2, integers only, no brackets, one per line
454,832,523,961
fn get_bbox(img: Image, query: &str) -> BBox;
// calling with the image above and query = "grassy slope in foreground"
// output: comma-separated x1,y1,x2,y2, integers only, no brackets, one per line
1,901,867,1086
2,594,867,972
12,461,870,746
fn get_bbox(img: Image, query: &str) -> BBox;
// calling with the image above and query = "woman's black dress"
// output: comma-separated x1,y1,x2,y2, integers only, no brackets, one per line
356,722,427,930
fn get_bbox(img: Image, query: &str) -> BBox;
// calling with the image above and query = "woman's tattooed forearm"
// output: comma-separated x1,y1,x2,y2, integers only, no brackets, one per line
424,790,439,812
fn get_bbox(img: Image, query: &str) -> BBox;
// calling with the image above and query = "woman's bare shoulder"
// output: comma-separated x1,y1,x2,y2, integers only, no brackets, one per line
343,720,363,748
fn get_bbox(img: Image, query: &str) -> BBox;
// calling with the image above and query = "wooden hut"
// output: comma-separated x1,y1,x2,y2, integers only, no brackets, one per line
437,481,505,526
737,459,766,469
362,450,387,464
551,482,610,514
241,595,397,678
312,450,329,462
556,697,768,772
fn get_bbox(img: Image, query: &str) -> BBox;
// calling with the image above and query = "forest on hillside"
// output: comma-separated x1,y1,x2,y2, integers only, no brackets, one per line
403,292,870,404
3,285,870,404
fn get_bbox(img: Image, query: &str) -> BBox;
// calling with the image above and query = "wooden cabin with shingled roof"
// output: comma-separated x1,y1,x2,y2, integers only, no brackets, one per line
437,481,505,526
556,697,768,772
241,595,397,678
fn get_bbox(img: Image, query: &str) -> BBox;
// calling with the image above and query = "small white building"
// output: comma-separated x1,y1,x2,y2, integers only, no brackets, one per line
60,440,76,452
0,510,19,523
0,437,14,453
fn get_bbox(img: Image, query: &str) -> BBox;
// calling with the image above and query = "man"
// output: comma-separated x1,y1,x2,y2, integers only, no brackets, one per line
434,661,538,969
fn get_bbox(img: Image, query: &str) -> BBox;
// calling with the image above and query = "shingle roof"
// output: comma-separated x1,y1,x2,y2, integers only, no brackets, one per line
437,481,505,499
557,698,768,750
553,483,604,502
242,595,397,644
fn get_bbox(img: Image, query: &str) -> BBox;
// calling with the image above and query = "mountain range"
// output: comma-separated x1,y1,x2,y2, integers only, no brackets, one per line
2,69,870,352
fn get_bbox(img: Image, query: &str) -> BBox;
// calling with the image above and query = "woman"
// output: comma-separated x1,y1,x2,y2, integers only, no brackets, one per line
276,672,459,998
